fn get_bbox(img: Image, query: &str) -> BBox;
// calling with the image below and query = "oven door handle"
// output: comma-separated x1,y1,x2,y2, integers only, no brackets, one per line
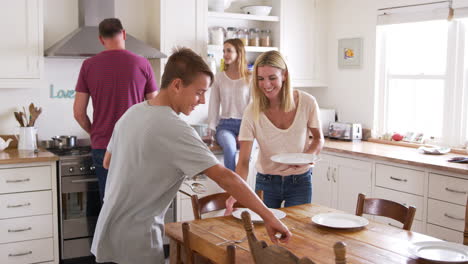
71,178,99,183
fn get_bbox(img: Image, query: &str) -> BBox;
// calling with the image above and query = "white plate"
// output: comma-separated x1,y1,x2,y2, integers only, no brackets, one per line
418,146,451,155
408,241,468,262
232,208,286,223
270,153,319,165
311,213,369,229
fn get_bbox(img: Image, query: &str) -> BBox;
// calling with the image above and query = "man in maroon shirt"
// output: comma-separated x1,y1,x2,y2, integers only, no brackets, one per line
74,18,158,203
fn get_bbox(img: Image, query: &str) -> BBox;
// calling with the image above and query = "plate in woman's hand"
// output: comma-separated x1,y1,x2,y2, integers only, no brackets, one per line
270,153,319,165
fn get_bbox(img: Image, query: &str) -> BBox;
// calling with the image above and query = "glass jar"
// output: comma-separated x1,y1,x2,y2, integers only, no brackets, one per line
260,29,271,47
209,26,225,45
226,27,238,40
238,28,248,46
248,28,260,47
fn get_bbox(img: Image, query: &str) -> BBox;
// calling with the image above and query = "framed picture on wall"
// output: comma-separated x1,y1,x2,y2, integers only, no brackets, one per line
338,38,363,68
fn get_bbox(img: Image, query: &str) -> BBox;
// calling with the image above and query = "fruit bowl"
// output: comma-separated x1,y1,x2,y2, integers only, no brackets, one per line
241,5,272,16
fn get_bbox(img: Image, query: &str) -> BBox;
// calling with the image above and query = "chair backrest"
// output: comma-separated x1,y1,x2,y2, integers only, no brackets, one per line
355,193,416,231
240,211,347,264
182,222,236,264
191,190,264,220
464,196,468,245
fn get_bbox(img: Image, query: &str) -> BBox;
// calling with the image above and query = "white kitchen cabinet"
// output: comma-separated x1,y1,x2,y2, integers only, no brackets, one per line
281,0,327,87
312,154,372,214
0,0,44,88
0,162,58,264
158,0,201,81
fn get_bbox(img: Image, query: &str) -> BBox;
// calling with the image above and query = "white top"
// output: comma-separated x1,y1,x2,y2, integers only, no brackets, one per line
207,71,251,130
91,102,219,264
239,90,321,176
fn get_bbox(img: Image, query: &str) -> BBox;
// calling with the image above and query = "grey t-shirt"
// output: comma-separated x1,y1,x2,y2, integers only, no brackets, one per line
91,102,219,264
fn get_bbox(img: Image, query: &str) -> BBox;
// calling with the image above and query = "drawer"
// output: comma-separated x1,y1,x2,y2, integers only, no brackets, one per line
374,187,424,220
0,166,51,194
0,237,54,264
0,191,52,219
427,199,465,232
374,216,423,233
429,173,468,206
0,214,53,244
426,224,463,243
375,164,424,195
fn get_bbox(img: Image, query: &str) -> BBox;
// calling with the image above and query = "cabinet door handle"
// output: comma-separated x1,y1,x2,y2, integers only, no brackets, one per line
7,202,31,208
8,227,32,233
332,168,336,183
444,213,464,221
6,178,30,183
390,176,407,182
326,167,330,181
71,178,98,183
445,187,467,194
8,251,32,257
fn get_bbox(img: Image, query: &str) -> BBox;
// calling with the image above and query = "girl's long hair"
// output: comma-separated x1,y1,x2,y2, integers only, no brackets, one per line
223,38,250,84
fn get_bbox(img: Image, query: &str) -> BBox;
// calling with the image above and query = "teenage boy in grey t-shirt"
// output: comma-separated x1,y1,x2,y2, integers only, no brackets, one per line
91,48,292,264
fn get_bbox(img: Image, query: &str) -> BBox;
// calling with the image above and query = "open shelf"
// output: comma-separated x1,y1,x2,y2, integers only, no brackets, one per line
208,45,278,53
207,11,280,22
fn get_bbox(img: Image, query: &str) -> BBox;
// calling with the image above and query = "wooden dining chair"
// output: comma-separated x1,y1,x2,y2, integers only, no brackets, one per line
191,190,264,220
240,211,348,264
355,193,416,231
463,196,468,245
182,222,236,264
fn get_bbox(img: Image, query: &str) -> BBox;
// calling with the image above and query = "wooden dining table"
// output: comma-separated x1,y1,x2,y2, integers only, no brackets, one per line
165,203,442,264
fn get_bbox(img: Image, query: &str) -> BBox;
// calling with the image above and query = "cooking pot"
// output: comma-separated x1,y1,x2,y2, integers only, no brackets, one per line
50,135,77,149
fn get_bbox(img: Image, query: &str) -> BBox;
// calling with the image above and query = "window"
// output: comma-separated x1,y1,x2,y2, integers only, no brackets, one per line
376,19,468,148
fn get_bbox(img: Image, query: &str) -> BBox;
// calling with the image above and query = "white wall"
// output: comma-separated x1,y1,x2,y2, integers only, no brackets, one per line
311,0,437,129
0,0,159,141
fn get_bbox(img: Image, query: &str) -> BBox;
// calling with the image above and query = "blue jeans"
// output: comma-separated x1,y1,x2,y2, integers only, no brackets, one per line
255,169,312,208
216,118,241,171
92,149,108,203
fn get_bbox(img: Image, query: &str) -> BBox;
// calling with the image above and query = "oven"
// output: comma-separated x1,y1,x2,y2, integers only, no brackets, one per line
54,149,101,261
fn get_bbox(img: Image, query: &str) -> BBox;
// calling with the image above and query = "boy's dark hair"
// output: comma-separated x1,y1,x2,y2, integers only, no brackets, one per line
99,18,123,38
160,47,214,89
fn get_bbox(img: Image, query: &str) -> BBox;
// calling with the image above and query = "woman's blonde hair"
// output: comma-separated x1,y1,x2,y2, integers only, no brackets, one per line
251,50,294,120
223,38,250,83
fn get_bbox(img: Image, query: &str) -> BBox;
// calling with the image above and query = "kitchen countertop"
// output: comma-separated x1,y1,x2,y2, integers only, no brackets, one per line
323,139,468,175
0,148,58,165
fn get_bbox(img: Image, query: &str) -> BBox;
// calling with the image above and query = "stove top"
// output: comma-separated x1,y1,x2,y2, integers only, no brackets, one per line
47,146,92,157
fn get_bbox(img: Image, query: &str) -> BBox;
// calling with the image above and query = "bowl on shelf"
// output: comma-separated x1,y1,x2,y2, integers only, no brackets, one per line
208,0,232,12
241,5,272,16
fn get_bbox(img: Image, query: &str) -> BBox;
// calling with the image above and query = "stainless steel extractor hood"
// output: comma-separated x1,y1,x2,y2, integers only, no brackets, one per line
45,0,166,59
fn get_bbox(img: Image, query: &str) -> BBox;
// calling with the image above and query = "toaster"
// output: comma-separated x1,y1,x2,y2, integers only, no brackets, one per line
328,122,362,141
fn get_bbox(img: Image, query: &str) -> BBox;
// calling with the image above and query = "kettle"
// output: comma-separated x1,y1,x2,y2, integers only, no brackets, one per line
0,137,12,151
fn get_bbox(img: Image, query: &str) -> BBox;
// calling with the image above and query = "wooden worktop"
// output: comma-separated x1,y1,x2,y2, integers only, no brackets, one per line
323,139,468,175
0,148,58,165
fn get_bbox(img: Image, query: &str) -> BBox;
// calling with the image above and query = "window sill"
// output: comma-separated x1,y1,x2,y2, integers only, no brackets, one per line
367,138,467,155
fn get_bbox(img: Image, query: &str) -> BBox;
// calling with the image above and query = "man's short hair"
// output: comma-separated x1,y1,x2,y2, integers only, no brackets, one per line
160,48,214,89
99,18,123,38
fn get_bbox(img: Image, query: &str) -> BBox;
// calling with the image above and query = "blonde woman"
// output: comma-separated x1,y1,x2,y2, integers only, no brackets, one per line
226,50,324,211
207,38,251,171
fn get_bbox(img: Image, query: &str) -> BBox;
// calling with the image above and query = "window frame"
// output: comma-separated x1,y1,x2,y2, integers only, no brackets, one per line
375,20,468,147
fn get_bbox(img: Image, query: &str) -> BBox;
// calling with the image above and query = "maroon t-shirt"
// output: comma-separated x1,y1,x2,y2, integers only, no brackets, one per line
75,49,158,149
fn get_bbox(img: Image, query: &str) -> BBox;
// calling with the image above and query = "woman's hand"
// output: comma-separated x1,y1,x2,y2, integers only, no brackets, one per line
224,196,237,216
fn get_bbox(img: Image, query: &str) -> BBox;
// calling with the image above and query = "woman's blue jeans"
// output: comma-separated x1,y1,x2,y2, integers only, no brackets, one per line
255,169,312,208
216,118,241,171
